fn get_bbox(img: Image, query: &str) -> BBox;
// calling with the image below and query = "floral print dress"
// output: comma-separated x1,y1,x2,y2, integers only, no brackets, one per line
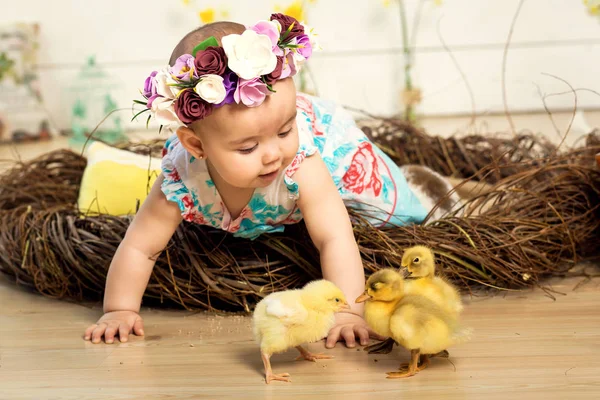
161,93,428,240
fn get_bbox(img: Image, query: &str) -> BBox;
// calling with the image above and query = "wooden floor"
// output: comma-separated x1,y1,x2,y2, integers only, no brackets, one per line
1,272,599,400
1,112,600,399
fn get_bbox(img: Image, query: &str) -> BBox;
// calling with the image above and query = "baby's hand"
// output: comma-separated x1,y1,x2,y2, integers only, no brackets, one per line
84,310,144,344
325,312,386,349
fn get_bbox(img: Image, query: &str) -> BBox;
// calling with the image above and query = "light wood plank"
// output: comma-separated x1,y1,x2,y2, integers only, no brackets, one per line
1,271,599,399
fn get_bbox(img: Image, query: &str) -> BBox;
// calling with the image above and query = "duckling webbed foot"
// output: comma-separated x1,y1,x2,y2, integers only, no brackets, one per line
387,350,426,379
397,354,430,372
386,370,416,378
294,345,333,362
364,337,396,354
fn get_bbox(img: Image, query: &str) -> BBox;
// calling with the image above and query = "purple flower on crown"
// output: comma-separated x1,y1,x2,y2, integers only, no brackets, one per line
216,69,239,107
296,34,312,59
147,94,161,109
143,71,158,98
143,71,161,109
170,54,197,82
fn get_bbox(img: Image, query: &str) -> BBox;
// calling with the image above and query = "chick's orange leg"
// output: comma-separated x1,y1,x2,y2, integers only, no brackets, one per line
261,351,291,384
294,345,334,362
386,349,422,378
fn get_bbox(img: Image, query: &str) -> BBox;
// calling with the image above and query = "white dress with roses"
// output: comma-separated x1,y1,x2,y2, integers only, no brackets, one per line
160,93,428,240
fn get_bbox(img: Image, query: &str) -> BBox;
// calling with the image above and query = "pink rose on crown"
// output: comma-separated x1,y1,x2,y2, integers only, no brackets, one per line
249,20,282,55
342,142,382,196
234,77,270,107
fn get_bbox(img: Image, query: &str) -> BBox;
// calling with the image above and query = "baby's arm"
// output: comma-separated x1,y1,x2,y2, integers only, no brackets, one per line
84,174,182,344
294,153,383,348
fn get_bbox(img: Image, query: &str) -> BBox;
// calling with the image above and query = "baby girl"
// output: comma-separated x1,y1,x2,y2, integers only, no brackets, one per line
84,14,459,349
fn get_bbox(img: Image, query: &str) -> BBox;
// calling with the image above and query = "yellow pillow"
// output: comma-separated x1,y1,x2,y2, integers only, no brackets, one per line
77,141,162,216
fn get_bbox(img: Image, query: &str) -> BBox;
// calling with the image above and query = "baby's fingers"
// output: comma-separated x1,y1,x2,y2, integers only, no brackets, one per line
104,322,120,344
84,324,98,341
118,324,131,343
341,326,356,348
132,317,145,337
356,326,370,346
91,323,108,344
325,326,342,349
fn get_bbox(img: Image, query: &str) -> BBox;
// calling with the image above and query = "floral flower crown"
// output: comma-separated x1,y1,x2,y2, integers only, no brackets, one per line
134,13,318,129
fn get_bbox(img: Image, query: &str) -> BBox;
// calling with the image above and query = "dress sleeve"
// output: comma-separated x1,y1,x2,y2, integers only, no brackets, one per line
283,102,319,199
160,135,203,223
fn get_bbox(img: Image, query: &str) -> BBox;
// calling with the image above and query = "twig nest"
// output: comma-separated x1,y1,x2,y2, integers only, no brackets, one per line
1,128,599,312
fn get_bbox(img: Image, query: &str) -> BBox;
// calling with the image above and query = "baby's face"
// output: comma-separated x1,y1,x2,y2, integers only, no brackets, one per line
194,78,299,189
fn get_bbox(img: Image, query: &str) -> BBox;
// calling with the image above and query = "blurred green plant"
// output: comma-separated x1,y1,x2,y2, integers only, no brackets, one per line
0,52,15,81
385,0,442,122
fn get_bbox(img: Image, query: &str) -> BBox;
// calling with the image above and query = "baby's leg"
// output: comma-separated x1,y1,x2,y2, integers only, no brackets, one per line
401,165,464,220
446,177,494,200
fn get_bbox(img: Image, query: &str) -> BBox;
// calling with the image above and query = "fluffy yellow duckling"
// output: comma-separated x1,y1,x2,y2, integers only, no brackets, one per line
253,280,349,384
364,246,463,354
356,269,471,378
402,245,463,315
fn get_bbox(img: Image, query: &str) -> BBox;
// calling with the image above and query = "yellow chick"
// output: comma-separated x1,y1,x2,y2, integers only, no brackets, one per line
253,280,349,384
401,245,463,315
356,269,471,378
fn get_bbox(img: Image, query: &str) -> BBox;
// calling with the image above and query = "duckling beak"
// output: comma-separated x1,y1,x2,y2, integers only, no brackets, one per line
355,292,371,303
401,267,412,279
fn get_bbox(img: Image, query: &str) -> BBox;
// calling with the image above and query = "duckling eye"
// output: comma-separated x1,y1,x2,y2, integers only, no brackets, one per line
335,298,340,302
413,257,420,263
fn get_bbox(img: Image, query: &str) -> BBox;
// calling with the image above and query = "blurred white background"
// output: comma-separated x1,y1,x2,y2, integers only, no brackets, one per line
1,0,599,132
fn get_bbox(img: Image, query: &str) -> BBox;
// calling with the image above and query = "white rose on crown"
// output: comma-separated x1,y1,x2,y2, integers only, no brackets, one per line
155,69,180,99
151,68,182,126
194,74,226,104
221,30,277,79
